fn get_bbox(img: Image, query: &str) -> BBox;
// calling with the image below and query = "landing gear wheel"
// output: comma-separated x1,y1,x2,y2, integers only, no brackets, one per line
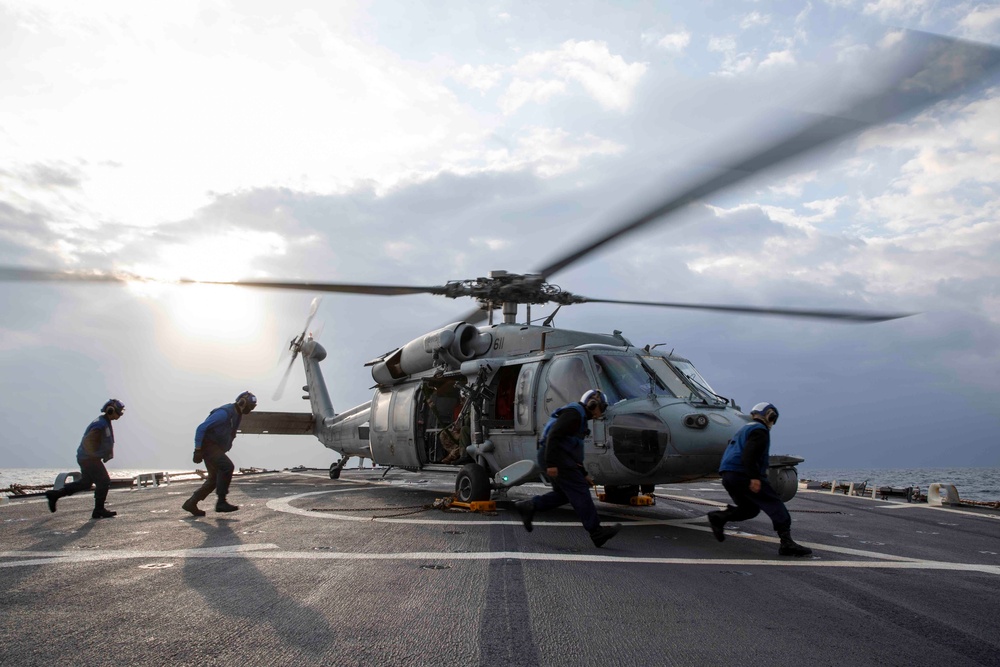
329,460,344,480
455,463,491,503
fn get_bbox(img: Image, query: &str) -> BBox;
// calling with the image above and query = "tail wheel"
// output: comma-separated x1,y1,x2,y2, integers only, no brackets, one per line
455,463,491,502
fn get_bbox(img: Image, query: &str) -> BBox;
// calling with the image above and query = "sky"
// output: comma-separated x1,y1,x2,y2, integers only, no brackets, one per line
2,0,1000,475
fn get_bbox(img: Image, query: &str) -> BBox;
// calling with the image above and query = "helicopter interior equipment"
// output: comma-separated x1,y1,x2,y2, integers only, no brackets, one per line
2,33,998,504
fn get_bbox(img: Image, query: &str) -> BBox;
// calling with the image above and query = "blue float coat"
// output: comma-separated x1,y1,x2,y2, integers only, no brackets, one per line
719,421,770,478
538,402,588,471
194,403,242,452
77,415,115,463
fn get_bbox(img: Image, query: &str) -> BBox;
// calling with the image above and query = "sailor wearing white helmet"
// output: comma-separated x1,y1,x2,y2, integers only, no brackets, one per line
708,402,812,557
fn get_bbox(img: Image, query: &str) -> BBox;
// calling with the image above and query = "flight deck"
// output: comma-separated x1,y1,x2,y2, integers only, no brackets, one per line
2,469,998,666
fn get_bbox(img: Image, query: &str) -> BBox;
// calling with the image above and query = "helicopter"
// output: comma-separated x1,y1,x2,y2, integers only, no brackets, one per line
2,32,998,505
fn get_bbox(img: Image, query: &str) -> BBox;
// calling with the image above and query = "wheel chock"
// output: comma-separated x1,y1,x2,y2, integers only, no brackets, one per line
442,496,496,512
630,494,655,506
453,500,496,512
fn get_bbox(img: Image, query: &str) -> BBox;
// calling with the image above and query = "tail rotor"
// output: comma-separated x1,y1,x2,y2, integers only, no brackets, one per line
273,297,322,401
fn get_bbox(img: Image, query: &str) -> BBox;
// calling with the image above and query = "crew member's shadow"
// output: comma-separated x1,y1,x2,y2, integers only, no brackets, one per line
0,514,102,595
182,518,334,657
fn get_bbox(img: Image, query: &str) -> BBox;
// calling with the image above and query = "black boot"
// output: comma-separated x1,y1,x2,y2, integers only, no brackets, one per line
45,489,62,513
514,500,535,532
590,524,621,548
182,497,206,517
707,510,727,542
92,488,116,519
778,531,812,557
215,498,239,513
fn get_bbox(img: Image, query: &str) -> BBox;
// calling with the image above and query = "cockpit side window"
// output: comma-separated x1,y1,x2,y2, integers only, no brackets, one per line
643,356,725,405
541,355,592,414
642,357,692,400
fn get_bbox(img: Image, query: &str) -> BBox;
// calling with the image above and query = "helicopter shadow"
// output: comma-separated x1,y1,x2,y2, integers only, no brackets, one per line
181,517,334,658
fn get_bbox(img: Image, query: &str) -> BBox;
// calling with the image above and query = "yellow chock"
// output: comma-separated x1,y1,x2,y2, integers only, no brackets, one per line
630,494,655,506
444,497,497,512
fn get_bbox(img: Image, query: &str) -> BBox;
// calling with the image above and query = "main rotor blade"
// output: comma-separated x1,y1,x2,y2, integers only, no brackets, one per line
536,33,1000,279
0,266,448,297
184,278,449,297
0,266,143,284
579,297,914,323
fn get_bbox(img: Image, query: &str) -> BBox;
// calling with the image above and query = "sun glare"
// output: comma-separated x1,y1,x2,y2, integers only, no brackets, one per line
122,233,281,346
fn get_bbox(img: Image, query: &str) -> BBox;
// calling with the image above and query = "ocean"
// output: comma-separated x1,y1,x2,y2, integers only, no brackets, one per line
4,465,1000,502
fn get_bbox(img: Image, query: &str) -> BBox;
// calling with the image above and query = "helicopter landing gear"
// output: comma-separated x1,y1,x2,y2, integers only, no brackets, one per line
455,463,491,503
329,458,347,480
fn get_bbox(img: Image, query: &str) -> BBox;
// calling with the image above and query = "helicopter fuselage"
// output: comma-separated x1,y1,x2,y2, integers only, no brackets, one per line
277,321,800,501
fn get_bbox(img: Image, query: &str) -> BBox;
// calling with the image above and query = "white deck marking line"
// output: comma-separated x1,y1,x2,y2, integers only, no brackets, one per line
1,547,998,575
268,490,951,564
267,489,698,527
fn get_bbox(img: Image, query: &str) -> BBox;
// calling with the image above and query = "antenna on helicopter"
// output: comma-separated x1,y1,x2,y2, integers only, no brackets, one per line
541,305,562,327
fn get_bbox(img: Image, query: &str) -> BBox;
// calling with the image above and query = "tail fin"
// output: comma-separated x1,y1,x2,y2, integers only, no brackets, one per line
301,339,334,420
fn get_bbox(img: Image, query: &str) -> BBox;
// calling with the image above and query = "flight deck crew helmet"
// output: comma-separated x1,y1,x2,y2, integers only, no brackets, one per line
235,391,257,413
750,402,779,426
102,399,125,418
580,389,609,414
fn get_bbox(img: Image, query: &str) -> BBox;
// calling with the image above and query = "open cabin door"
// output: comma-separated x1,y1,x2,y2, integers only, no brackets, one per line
369,384,424,468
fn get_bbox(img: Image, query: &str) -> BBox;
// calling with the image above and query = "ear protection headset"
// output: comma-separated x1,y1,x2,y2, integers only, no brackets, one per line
235,391,257,413
580,389,609,414
102,399,125,418
751,402,779,425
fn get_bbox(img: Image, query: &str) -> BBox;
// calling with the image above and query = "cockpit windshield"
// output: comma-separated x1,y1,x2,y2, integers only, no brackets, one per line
593,354,673,404
642,356,727,406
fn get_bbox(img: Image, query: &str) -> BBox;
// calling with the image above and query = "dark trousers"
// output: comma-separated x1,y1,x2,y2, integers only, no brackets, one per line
58,458,111,508
531,466,600,533
191,445,235,503
720,471,791,534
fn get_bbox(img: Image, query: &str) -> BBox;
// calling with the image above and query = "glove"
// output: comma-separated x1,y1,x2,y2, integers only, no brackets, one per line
193,449,203,464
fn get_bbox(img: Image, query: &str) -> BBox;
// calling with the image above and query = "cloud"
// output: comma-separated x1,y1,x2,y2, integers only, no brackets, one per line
500,78,568,113
759,49,796,69
768,171,819,197
656,30,691,53
856,91,1000,234
452,64,505,93
957,4,1000,39
706,35,757,77
740,12,772,29
501,40,647,113
862,0,933,20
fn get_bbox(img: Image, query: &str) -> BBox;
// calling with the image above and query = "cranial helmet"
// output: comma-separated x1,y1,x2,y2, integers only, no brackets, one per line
236,391,258,413
102,399,125,417
750,402,779,425
580,389,609,413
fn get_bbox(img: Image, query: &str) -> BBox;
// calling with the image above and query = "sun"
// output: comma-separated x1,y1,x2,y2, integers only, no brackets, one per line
122,231,283,347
